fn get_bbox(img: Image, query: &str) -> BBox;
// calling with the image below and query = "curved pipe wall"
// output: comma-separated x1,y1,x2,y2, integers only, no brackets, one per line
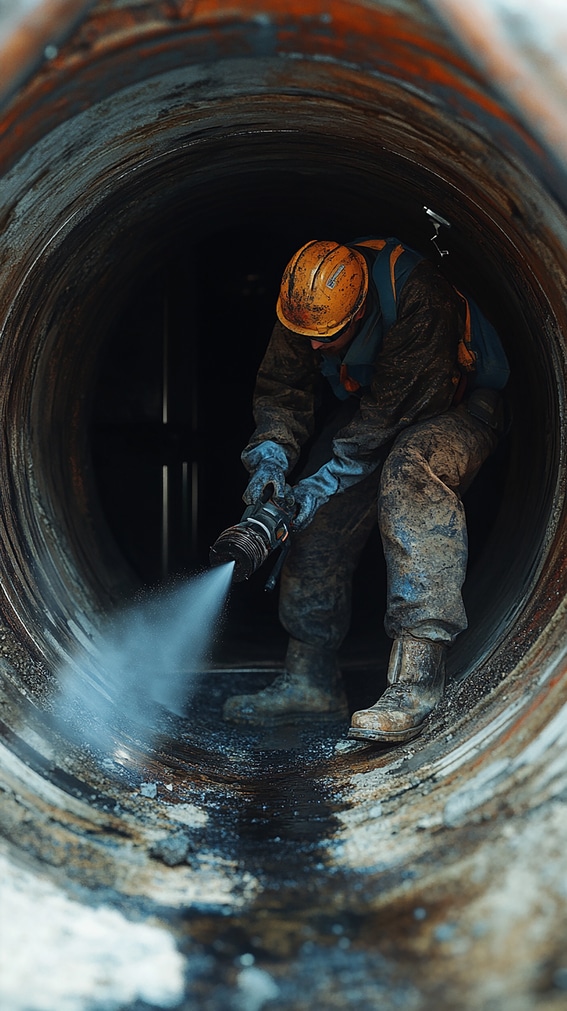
1,1,566,1007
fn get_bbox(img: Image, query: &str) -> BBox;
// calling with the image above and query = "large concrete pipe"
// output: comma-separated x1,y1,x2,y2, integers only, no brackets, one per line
1,1,566,1008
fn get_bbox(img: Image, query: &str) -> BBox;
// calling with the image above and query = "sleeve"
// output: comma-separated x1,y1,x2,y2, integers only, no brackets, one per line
328,259,463,486
242,320,321,473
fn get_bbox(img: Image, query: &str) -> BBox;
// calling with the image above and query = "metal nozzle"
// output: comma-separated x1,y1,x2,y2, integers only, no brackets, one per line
209,498,293,583
209,523,271,582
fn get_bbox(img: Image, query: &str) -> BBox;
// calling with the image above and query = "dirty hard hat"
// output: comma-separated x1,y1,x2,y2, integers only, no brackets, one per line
276,240,369,337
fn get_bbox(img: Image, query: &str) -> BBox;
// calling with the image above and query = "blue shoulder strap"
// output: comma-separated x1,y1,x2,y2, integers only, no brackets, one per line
371,240,423,333
358,237,509,390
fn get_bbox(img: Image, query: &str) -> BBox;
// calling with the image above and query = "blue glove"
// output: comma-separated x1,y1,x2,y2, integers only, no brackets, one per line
293,454,382,530
242,440,291,506
292,467,340,531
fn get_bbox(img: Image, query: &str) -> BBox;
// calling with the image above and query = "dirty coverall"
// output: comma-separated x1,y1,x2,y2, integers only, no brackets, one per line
242,257,501,656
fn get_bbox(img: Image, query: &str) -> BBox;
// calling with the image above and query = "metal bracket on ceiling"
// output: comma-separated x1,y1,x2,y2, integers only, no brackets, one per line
424,206,451,257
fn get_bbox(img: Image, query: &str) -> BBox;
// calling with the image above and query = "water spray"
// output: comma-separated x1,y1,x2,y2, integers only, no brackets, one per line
55,563,235,754
209,487,294,589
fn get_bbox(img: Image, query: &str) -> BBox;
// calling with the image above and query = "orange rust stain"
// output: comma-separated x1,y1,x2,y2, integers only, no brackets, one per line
496,672,567,750
439,667,567,789
0,0,542,161
190,2,531,137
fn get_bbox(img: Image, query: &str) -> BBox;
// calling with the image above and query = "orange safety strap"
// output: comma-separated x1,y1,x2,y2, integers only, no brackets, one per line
357,238,405,310
356,238,387,251
339,363,361,393
388,244,405,303
454,288,477,372
354,242,476,384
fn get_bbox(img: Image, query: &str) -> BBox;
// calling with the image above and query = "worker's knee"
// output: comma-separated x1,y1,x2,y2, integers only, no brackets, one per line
382,409,496,498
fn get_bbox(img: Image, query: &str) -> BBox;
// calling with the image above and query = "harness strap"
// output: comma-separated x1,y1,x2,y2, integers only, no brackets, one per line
334,237,507,400
366,241,403,332
339,363,361,394
362,239,478,374
454,289,478,373
356,239,388,251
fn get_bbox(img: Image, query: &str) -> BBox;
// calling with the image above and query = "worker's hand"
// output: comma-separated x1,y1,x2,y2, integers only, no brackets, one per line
292,467,340,530
292,484,321,531
244,463,289,506
242,441,290,506
293,453,382,529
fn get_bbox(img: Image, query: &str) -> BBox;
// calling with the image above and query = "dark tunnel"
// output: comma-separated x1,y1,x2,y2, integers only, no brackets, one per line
89,165,529,675
1,1,567,1008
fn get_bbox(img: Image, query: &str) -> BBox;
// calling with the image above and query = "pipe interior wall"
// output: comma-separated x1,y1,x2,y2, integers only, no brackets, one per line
0,1,566,1007
0,0,97,107
429,0,567,171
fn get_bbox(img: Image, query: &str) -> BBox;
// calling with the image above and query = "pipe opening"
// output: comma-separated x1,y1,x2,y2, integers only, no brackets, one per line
18,116,562,689
1,12,567,989
0,55,562,746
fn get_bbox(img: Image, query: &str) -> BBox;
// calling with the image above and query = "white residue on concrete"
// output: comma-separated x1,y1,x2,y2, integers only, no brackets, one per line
166,801,209,827
0,849,185,1011
235,965,280,1011
442,758,511,827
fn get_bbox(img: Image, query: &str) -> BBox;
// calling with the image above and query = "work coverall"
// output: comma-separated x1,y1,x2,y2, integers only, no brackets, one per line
242,256,501,653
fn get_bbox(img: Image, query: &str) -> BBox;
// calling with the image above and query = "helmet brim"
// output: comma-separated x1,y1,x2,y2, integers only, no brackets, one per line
275,297,362,337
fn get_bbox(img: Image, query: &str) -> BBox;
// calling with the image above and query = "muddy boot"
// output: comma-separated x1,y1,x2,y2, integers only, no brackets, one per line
348,634,446,744
222,639,349,725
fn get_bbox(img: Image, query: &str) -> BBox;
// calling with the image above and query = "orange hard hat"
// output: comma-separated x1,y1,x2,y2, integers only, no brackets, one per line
276,240,369,337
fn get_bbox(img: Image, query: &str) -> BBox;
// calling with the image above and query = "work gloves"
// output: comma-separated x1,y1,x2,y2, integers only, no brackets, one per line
242,440,381,531
242,440,292,507
292,465,340,531
293,454,381,531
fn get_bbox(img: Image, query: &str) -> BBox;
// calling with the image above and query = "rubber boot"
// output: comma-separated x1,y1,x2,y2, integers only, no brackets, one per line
222,638,349,725
348,634,446,744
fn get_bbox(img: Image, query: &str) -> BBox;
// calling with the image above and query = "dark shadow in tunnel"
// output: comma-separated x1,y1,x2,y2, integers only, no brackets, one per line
90,205,516,697
90,218,393,673
57,128,541,762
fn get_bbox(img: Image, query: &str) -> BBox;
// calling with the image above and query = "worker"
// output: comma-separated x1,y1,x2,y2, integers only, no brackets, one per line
222,237,509,744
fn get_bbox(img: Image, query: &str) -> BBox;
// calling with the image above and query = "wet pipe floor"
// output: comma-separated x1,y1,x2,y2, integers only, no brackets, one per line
107,667,427,1008
0,652,434,1007
2,648,567,1009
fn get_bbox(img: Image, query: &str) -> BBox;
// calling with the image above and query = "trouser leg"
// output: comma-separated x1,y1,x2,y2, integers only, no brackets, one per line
279,397,384,653
349,403,500,744
223,403,384,724
378,405,499,644
223,484,377,724
279,465,381,651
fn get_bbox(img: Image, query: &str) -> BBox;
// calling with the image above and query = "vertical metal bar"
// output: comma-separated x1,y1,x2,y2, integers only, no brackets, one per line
162,463,169,578
181,459,189,559
191,459,199,559
162,292,169,427
161,288,169,577
162,253,199,569
190,268,199,563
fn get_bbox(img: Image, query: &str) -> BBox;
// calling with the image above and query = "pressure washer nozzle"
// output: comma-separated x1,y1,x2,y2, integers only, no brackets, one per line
209,498,293,583
209,523,271,582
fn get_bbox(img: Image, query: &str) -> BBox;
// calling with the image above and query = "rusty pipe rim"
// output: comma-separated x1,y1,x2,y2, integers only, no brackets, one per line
429,0,567,173
0,0,97,108
0,0,565,916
